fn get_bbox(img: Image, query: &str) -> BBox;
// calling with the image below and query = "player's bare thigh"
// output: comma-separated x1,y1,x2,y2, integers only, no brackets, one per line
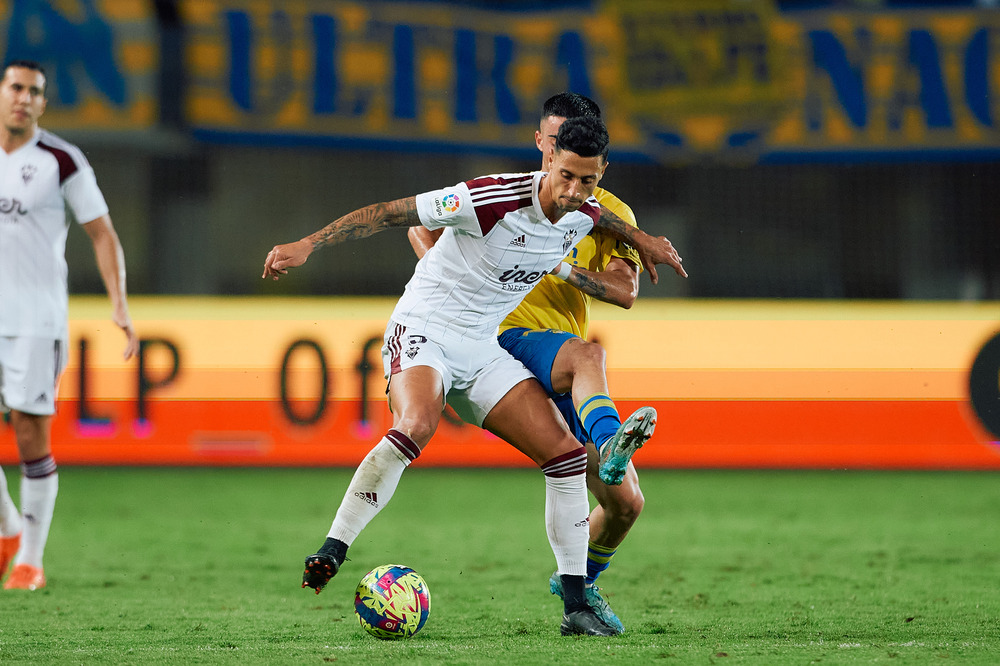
482,378,581,465
386,365,445,449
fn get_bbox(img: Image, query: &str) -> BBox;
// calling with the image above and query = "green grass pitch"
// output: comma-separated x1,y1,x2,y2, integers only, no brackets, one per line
1,467,999,664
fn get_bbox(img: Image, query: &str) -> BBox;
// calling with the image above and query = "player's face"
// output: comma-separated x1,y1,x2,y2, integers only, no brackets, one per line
545,147,606,214
0,67,47,134
535,115,565,170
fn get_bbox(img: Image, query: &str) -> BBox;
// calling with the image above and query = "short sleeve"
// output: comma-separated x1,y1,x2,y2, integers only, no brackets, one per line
414,182,483,236
62,167,110,224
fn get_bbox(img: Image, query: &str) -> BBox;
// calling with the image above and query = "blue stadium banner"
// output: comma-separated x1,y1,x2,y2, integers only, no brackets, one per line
0,0,158,130
768,8,1000,161
182,0,620,156
182,0,1000,160
4,1,997,159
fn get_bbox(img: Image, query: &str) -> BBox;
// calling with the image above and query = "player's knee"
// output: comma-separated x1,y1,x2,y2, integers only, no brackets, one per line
573,340,608,372
390,416,437,448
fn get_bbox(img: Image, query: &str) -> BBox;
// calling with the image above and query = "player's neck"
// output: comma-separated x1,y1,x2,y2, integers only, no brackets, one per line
537,173,565,223
0,124,37,154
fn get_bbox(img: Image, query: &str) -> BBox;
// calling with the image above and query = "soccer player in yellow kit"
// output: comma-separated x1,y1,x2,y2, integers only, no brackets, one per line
410,92,683,633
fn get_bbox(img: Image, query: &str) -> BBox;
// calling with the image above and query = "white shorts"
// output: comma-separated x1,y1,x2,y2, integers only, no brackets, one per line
0,336,68,416
382,321,535,427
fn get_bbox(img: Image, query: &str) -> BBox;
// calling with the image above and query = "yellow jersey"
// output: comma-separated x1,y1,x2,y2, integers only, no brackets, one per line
499,187,642,339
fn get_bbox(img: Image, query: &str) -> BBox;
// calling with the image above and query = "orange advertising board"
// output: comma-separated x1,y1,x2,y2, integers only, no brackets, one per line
1,297,997,469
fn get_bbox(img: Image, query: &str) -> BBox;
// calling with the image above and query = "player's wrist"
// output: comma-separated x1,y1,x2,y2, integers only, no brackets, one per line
553,262,573,281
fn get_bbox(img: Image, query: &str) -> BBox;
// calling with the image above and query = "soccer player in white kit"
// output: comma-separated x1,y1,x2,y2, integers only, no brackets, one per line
263,116,684,635
0,60,138,591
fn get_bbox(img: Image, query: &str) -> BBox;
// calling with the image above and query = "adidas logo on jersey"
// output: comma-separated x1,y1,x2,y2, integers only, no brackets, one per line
34,392,48,403
509,234,526,247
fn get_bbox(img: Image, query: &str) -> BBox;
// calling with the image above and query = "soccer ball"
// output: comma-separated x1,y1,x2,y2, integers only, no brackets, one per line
354,564,431,639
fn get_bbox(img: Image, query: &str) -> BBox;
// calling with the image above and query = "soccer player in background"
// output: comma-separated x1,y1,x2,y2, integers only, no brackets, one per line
408,93,672,633
0,60,138,590
263,116,686,635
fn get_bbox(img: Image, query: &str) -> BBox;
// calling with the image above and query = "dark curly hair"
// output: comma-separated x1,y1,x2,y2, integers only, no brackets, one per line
554,115,609,162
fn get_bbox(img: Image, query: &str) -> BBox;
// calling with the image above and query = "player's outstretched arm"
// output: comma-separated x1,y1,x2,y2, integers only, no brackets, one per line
559,256,639,309
83,215,139,360
263,196,420,280
594,208,687,284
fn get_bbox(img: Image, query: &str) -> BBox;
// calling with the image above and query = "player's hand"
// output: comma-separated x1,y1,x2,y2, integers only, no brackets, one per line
113,310,139,360
635,236,687,285
263,239,312,280
121,323,139,361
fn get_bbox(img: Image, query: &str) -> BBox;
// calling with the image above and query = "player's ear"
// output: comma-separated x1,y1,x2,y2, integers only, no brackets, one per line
535,129,544,152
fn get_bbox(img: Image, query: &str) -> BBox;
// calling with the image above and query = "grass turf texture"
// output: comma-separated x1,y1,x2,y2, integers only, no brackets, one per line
0,468,998,664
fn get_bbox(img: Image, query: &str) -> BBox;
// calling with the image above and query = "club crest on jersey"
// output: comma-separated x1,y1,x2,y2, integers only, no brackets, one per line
562,230,578,255
21,164,36,184
432,192,462,218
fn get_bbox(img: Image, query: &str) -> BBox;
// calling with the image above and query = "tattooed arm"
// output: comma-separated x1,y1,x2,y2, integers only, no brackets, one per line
559,256,639,308
593,207,687,285
263,196,419,280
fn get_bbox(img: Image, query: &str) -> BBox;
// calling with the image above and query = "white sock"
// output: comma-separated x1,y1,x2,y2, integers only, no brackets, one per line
17,473,58,568
542,449,590,576
0,466,22,537
327,431,417,545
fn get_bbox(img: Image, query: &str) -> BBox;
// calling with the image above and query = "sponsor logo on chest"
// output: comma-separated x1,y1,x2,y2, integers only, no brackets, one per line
0,197,28,221
498,264,546,292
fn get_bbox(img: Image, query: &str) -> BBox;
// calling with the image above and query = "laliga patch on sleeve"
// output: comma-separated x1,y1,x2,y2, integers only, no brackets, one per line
431,191,463,219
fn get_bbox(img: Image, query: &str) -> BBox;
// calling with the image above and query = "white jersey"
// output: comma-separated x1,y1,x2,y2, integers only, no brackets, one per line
394,171,599,342
0,129,109,338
